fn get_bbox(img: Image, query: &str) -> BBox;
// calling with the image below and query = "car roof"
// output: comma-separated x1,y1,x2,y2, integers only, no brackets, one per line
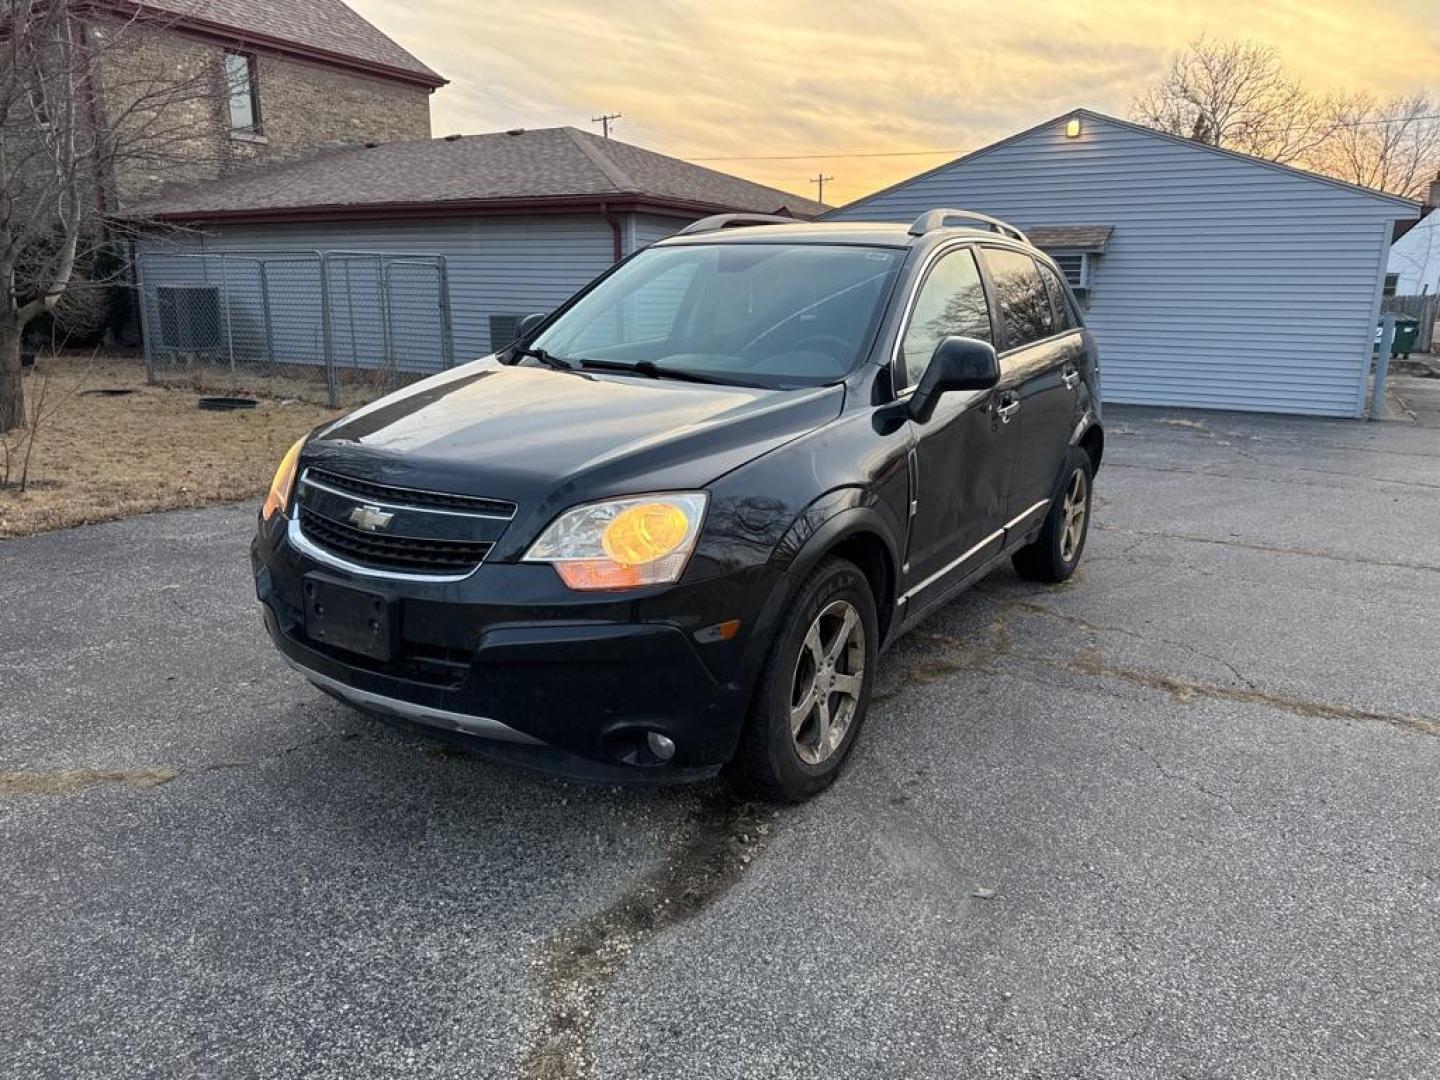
652,220,1028,250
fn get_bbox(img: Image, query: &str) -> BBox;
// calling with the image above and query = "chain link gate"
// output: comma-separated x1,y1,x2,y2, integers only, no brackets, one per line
135,249,455,407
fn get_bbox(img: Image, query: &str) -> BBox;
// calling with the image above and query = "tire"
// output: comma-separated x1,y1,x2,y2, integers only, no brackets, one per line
1012,447,1093,583
727,556,879,803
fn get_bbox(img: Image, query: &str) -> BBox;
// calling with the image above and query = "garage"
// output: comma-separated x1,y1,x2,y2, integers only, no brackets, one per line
828,109,1421,418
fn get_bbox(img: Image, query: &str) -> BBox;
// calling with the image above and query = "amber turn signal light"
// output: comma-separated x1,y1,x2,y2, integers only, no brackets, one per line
261,438,305,522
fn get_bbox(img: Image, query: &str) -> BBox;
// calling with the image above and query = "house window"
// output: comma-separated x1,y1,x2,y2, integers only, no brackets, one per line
1049,251,1090,290
225,51,262,135
1383,273,1400,297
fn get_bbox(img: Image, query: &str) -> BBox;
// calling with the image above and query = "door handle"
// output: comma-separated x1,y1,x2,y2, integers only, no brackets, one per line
996,398,1020,424
1062,368,1080,389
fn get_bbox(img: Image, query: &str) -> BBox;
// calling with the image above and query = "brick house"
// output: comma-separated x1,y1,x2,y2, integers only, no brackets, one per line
108,4,826,377
93,0,443,208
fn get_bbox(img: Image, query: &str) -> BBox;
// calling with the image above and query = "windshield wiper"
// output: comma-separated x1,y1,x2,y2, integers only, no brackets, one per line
512,345,576,371
574,357,736,385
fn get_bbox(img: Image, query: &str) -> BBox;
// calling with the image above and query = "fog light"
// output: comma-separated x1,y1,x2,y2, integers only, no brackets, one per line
647,732,676,761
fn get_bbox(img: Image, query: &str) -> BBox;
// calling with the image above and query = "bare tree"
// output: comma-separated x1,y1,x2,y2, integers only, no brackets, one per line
1309,92,1440,201
1131,35,1333,164
1,1,220,432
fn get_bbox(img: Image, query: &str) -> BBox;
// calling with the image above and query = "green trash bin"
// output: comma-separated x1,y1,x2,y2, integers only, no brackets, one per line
1377,313,1421,358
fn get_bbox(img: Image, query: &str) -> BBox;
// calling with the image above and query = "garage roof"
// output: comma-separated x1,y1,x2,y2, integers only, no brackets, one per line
119,127,828,223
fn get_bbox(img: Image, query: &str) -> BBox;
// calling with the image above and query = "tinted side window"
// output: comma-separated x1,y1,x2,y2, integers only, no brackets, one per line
1038,262,1077,332
984,247,1053,348
899,248,992,386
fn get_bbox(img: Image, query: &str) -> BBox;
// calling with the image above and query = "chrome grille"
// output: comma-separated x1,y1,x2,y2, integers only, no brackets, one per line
295,468,513,577
298,506,493,573
305,468,515,518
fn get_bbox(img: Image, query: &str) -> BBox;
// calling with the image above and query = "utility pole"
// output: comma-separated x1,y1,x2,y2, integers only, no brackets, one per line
591,113,621,139
811,173,834,203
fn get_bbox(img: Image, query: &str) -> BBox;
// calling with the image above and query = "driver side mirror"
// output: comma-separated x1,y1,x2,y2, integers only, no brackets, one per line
909,336,999,423
517,312,548,340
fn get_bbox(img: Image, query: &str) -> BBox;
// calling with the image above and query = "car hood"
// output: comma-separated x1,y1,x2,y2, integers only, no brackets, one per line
304,359,844,516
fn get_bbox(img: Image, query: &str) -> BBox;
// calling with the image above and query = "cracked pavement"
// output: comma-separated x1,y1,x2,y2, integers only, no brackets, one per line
3,398,1439,1078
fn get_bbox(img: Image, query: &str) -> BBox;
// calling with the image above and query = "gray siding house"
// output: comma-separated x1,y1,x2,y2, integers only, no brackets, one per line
123,127,824,367
829,110,1420,417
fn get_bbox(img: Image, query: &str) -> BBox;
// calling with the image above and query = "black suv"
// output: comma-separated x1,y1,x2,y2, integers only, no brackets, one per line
252,209,1103,802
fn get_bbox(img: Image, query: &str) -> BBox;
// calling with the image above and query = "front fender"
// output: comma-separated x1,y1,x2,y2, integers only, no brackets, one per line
770,490,904,583
726,491,904,690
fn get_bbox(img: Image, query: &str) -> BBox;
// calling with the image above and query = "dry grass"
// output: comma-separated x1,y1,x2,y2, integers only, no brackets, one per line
0,354,343,538
148,360,412,411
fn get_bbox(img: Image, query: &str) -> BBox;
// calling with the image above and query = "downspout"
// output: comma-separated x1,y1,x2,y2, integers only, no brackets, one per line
600,202,623,263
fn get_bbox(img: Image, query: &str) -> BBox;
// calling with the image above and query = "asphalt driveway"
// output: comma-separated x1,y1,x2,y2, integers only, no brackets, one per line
3,400,1438,1079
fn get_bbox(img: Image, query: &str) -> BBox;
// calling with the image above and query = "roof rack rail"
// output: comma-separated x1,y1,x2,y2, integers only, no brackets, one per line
676,213,798,236
908,209,1029,243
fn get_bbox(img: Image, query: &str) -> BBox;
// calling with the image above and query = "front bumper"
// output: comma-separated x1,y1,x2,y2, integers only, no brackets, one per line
253,512,775,779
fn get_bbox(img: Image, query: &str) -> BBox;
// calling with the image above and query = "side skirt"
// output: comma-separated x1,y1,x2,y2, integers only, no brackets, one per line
883,515,1046,648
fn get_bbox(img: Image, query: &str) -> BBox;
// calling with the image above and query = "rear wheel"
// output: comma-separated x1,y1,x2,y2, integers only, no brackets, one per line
1012,447,1093,583
727,557,877,803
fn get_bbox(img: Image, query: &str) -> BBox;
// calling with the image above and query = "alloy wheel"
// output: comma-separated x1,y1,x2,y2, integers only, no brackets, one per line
1061,468,1088,562
789,599,866,766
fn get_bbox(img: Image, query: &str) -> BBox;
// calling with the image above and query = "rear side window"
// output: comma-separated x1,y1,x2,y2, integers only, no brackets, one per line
899,248,992,387
1037,262,1078,332
983,247,1053,349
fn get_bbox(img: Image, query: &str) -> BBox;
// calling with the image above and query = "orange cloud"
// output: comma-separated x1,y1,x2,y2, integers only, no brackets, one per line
350,0,1440,206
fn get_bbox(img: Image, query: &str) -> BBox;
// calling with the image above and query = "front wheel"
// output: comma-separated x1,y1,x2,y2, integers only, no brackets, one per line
1012,448,1093,583
727,557,878,803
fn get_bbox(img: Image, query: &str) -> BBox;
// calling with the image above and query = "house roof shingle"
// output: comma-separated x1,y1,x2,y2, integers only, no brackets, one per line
120,127,829,221
118,0,443,86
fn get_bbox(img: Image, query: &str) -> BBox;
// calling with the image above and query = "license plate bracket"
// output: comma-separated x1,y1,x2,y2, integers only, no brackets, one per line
303,573,397,662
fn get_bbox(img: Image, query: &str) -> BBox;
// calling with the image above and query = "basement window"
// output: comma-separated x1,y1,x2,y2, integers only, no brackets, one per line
225,51,263,137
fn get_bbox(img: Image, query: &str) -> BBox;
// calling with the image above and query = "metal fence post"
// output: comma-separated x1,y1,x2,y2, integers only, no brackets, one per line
318,252,338,408
380,258,395,387
220,253,236,378
258,261,275,367
134,250,157,384
436,256,456,370
1371,312,1396,421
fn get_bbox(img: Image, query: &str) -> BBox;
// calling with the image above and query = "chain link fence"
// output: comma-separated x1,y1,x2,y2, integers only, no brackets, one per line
135,249,455,407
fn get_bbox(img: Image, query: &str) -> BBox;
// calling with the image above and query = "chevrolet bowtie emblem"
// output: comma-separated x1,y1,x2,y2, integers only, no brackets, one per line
348,504,395,532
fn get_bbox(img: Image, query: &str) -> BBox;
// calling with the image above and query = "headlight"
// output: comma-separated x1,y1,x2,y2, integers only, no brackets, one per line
261,438,305,522
524,492,708,590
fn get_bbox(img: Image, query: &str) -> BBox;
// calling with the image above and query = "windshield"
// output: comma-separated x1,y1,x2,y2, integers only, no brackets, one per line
529,243,902,388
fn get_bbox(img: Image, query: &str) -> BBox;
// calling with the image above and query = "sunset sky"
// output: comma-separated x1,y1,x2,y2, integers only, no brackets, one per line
348,0,1440,206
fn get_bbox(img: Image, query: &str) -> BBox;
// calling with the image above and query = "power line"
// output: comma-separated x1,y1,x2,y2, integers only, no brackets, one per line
591,112,621,139
693,148,963,162
1338,112,1440,126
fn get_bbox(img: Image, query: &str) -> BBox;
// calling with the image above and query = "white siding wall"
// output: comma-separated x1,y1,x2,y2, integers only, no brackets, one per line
1389,214,1440,295
831,115,1414,417
142,214,617,363
631,213,688,251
